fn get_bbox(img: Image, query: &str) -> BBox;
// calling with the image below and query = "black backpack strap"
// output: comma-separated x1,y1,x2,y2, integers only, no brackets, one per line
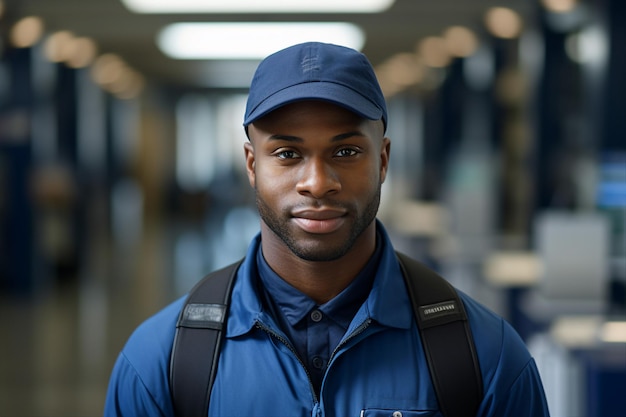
170,253,482,417
169,260,242,417
396,252,483,417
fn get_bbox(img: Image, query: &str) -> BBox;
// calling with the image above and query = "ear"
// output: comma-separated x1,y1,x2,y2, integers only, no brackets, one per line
243,141,256,188
379,137,391,183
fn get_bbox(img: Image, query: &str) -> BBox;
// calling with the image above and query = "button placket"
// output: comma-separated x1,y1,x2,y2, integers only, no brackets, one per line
310,309,323,322
312,356,325,369
306,308,327,393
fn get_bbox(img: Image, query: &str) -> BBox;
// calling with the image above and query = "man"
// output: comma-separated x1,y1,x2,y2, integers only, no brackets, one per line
105,42,550,416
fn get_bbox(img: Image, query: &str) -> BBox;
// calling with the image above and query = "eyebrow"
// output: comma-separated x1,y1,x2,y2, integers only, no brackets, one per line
268,131,364,143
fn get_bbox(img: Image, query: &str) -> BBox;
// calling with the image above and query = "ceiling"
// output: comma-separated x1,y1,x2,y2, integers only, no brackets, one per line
6,0,533,90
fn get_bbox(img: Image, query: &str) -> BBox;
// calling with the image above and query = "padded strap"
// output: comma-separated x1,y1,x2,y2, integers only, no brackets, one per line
169,260,242,417
396,252,483,417
169,254,483,417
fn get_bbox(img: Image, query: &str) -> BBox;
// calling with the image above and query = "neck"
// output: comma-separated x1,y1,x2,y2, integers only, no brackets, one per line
260,223,377,304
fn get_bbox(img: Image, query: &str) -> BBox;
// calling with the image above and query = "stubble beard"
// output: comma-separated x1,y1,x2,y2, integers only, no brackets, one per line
255,186,381,262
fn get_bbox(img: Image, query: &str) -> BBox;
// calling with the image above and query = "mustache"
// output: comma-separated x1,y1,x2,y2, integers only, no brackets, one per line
253,191,353,214
289,198,353,212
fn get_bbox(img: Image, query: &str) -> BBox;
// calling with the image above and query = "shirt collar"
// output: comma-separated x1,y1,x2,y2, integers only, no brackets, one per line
225,221,413,338
256,239,382,330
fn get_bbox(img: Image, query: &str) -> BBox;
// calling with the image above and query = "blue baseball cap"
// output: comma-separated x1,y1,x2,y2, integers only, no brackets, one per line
244,42,387,131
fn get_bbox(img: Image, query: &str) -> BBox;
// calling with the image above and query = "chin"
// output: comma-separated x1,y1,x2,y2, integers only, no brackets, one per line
287,240,350,263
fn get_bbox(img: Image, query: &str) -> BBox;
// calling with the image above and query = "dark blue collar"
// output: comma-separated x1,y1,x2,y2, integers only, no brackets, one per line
256,236,382,331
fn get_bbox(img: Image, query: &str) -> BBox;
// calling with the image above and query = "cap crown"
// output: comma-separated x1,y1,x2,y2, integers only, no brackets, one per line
244,42,387,130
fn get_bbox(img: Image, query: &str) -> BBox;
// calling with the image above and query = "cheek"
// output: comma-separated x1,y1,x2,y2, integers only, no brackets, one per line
254,164,293,195
356,175,381,201
352,166,384,205
353,160,383,189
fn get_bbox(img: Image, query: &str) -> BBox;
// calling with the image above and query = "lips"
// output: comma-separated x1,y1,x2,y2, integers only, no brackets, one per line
291,208,347,234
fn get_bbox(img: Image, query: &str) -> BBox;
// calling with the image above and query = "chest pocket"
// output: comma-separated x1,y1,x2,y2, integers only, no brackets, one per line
360,409,442,417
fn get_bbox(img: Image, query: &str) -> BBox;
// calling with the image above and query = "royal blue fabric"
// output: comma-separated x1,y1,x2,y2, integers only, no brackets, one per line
104,222,550,417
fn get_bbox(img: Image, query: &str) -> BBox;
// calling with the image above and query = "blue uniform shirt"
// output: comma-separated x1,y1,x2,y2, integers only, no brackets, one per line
105,222,550,417
256,238,381,394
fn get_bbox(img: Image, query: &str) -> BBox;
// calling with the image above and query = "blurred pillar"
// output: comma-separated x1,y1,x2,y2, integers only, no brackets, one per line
421,59,474,201
534,3,590,213
491,34,536,239
421,80,446,201
487,30,539,338
601,0,625,153
0,46,36,293
440,53,499,248
439,59,466,161
51,65,82,284
596,0,626,313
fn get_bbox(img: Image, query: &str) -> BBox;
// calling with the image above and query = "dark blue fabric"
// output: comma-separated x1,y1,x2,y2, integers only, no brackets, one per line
256,237,381,393
243,42,387,130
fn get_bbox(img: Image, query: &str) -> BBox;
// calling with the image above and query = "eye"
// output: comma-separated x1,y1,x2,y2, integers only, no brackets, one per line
274,149,300,160
335,147,359,157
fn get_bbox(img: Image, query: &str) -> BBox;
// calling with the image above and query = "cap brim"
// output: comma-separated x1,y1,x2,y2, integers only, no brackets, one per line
244,82,384,126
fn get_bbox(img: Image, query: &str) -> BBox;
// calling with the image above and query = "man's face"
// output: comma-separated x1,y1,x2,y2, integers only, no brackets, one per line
245,100,390,262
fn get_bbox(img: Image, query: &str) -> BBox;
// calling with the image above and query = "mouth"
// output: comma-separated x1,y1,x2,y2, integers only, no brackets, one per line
291,208,347,234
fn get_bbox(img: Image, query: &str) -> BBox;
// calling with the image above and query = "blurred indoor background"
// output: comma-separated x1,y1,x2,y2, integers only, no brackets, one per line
0,0,624,416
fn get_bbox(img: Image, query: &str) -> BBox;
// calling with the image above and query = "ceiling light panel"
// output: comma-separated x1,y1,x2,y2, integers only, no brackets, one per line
157,22,365,60
122,0,394,13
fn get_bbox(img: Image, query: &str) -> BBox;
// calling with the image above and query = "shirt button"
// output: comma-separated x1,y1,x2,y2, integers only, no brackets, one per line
392,412,403,417
310,309,323,322
312,356,324,369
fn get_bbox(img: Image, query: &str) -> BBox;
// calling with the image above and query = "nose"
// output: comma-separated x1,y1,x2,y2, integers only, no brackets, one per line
295,157,341,198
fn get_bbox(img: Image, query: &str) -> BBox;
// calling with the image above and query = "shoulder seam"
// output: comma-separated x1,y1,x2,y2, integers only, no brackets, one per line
120,351,169,417
494,319,535,393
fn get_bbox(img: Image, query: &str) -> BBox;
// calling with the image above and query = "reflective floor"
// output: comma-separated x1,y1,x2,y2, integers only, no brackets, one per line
0,232,177,416
1,285,117,416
